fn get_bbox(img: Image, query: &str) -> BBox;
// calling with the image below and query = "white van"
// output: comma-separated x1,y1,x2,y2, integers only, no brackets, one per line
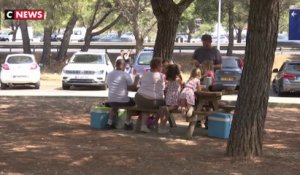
57,27,86,42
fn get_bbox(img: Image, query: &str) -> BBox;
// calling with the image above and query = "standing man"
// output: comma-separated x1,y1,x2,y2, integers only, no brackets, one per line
192,34,222,70
106,59,139,130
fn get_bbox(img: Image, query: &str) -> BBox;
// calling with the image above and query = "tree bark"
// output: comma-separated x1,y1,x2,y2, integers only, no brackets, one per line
41,27,53,66
132,14,145,51
226,0,234,56
41,8,54,66
81,28,92,52
150,0,194,60
237,28,242,43
226,0,279,158
19,20,31,54
153,14,179,60
10,22,19,41
56,12,78,61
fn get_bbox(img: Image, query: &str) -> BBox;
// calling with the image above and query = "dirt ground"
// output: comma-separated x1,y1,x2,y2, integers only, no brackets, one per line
0,97,299,175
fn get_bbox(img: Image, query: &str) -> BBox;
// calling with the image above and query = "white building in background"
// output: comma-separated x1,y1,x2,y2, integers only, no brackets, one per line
211,23,228,44
211,23,227,37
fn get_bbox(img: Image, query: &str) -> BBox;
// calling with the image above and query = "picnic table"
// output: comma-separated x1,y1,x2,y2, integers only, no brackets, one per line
186,91,235,139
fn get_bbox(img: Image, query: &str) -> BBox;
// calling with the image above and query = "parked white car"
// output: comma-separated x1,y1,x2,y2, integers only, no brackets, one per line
0,54,41,89
61,52,114,90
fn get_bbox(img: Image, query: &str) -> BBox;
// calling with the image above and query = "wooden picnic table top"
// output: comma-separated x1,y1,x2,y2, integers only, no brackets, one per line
195,91,222,97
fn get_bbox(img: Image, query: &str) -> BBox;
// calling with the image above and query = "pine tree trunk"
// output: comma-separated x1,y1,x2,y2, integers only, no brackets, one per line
150,0,193,60
41,27,53,66
81,28,92,51
237,28,242,43
133,23,144,51
135,37,144,51
226,0,234,56
56,13,78,61
226,0,279,158
41,9,54,66
19,20,31,54
153,14,179,60
10,22,18,41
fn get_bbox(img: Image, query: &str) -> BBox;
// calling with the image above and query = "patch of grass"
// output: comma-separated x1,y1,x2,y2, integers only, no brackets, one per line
41,73,61,81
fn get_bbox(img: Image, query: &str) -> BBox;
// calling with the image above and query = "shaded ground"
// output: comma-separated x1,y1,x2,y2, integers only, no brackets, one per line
0,97,299,175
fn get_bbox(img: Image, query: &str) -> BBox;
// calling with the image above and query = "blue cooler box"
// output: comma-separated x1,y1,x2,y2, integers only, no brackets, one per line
90,106,110,129
208,113,232,139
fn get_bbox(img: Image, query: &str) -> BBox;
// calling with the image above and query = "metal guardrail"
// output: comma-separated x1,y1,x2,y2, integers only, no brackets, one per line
0,41,299,53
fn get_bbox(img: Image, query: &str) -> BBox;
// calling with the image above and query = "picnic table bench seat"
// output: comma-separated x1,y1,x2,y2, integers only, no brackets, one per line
122,105,180,129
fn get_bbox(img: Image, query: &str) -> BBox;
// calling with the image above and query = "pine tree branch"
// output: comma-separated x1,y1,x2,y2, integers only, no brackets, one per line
91,10,114,30
89,0,101,27
91,14,122,36
177,0,194,14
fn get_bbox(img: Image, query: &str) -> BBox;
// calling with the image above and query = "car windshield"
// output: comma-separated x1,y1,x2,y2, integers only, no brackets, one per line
7,56,33,64
71,54,104,64
287,63,300,72
138,52,153,65
222,58,239,69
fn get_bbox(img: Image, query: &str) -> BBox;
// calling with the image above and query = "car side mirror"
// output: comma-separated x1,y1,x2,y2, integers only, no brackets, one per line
272,68,279,73
38,63,44,68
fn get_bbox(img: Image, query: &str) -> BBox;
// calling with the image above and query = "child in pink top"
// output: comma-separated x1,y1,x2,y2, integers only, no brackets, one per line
179,68,202,117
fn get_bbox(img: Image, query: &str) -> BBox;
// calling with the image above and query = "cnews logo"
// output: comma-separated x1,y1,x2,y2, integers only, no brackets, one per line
4,10,45,20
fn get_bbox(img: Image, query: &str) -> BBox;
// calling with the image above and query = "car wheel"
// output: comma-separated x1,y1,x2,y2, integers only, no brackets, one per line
1,83,8,90
272,80,278,93
62,83,70,90
102,73,108,90
34,82,40,89
277,83,285,97
102,84,107,90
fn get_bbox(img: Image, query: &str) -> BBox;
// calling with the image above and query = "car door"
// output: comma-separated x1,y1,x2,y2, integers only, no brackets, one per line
275,62,286,88
276,63,286,80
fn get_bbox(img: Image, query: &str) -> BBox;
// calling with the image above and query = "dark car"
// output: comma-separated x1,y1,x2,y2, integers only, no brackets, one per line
78,35,103,42
214,56,244,90
99,35,132,42
272,60,300,96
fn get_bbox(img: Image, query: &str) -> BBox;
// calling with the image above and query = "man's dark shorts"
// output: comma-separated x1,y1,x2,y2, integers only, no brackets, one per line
107,98,135,108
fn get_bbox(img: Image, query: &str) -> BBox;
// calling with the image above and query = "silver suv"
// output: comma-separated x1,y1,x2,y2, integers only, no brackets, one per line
61,52,114,90
272,60,300,96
